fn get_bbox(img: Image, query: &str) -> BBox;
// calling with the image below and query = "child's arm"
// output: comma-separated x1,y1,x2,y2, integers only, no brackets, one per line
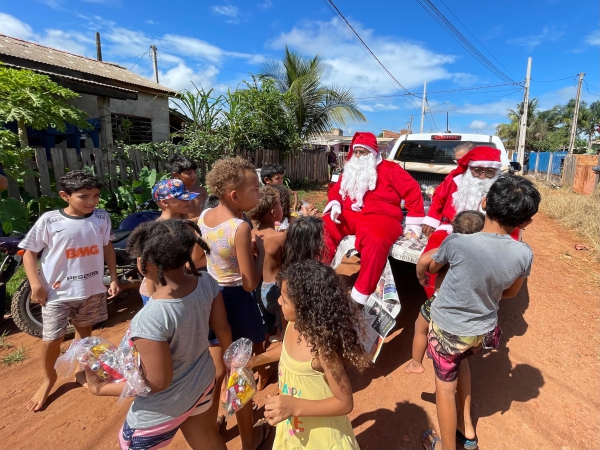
502,277,526,298
209,292,232,354
247,343,282,369
235,222,265,292
22,250,47,306
264,356,353,425
416,248,437,287
103,242,120,298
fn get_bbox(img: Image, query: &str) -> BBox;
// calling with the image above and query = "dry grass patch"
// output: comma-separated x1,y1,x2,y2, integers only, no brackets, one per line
534,179,600,258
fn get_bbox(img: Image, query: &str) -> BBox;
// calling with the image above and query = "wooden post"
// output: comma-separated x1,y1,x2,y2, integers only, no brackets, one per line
65,148,81,172
50,148,66,195
34,147,53,197
81,147,94,168
546,152,554,183
313,153,318,182
108,151,118,190
534,151,540,177
92,147,105,180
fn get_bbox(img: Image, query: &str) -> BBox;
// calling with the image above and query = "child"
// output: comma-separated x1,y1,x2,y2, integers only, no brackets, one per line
19,170,120,412
421,175,540,450
198,156,270,450
169,155,208,219
405,210,485,375
282,215,327,268
79,219,232,450
138,179,203,305
248,260,368,449
248,186,286,348
262,164,298,212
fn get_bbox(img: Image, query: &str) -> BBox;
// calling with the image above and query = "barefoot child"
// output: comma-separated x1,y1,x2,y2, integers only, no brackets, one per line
79,219,232,450
248,186,286,349
19,170,120,412
406,210,485,375
248,260,368,449
421,175,540,450
198,156,270,450
169,155,208,219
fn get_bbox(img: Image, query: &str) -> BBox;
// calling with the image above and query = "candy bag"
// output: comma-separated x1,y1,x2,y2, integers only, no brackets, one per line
117,328,151,400
222,338,257,416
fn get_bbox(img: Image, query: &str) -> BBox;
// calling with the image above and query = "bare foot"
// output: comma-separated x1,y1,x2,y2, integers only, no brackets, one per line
25,375,56,412
405,359,425,374
256,366,274,391
75,370,88,388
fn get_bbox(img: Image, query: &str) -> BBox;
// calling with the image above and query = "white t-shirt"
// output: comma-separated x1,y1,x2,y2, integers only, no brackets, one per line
19,209,114,303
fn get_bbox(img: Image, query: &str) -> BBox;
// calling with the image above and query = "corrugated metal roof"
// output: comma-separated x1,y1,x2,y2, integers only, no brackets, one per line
0,34,176,95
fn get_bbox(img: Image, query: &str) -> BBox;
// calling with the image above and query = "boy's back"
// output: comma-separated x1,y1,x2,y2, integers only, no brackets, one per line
431,232,533,336
252,227,285,283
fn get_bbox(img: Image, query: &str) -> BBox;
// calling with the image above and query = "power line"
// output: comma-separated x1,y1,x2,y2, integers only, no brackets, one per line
437,0,516,80
115,48,151,63
414,0,516,83
531,75,578,83
583,80,600,97
129,49,150,71
355,82,522,99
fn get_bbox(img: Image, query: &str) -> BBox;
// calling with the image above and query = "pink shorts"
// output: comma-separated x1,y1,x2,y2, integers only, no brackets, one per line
118,379,215,450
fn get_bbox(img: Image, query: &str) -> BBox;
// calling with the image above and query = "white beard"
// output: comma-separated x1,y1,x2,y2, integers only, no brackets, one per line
452,169,499,214
339,153,378,210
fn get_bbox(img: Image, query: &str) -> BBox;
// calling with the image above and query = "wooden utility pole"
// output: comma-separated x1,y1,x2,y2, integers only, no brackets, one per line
516,57,532,174
420,81,427,133
150,45,159,84
568,72,585,154
95,32,102,61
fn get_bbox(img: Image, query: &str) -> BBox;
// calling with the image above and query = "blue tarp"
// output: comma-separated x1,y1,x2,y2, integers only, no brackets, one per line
513,151,568,175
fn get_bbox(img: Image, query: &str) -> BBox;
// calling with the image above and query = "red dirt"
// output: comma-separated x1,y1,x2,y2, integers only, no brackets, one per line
0,212,598,449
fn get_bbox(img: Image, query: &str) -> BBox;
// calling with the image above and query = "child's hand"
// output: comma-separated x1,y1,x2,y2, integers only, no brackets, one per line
264,393,295,426
31,284,48,306
108,281,120,299
417,273,430,287
253,234,265,254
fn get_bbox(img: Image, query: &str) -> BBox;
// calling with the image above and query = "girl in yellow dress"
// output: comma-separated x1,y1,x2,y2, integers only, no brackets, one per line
248,260,368,449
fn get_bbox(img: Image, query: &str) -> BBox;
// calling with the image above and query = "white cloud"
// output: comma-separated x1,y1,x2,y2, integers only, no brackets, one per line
469,120,488,130
0,13,34,39
584,30,600,46
455,98,519,116
258,0,273,9
268,18,463,98
161,63,223,92
162,34,224,63
211,5,239,20
358,103,400,112
506,26,564,51
145,20,156,25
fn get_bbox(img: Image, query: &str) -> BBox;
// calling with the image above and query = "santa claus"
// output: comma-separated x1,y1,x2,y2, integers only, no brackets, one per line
323,131,425,305
421,146,513,297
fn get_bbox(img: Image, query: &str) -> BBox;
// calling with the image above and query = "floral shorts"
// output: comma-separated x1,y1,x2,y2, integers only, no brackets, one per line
426,321,501,382
419,293,436,323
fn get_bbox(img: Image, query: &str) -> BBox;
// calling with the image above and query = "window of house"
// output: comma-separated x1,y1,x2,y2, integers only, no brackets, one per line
111,114,153,145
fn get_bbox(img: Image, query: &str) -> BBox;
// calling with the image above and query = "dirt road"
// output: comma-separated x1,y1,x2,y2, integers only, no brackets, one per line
0,212,598,449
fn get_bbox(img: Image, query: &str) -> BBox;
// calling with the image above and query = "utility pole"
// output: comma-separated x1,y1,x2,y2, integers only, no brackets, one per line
407,115,413,132
516,57,532,174
446,112,450,133
568,72,585,154
420,81,427,133
95,32,102,61
150,45,159,84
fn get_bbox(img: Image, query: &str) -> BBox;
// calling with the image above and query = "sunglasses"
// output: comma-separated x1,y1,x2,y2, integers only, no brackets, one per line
470,167,498,179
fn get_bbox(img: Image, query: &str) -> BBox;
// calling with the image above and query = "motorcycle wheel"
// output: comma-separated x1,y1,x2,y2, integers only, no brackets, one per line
11,280,76,338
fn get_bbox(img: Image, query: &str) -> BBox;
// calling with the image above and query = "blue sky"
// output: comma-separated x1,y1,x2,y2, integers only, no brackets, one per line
1,0,598,137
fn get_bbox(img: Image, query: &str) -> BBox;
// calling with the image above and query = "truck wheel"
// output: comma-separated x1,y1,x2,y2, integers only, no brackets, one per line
10,280,75,339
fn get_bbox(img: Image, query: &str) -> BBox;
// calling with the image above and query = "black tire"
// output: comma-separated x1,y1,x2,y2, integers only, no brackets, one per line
10,280,75,339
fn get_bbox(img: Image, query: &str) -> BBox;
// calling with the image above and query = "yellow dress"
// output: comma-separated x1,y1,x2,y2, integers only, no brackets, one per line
273,338,360,450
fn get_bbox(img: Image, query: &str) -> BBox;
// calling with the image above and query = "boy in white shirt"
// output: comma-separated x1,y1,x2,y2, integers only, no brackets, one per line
19,170,119,412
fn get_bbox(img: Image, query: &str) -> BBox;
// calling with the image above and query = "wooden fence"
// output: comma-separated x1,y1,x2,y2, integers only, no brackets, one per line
5,147,330,200
562,154,600,194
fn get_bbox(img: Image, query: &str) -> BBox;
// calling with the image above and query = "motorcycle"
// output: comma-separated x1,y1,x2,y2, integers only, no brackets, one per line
0,191,160,338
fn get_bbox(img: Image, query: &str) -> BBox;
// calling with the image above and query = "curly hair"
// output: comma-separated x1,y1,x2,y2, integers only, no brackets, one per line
248,186,280,222
206,156,256,198
271,185,291,220
278,260,369,370
60,169,103,195
452,210,485,234
126,219,210,286
282,216,326,268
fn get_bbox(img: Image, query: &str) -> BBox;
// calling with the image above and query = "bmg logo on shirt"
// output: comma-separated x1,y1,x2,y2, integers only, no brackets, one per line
65,245,100,259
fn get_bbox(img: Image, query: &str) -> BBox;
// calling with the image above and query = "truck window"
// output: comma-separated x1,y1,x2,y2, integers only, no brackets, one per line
394,141,496,165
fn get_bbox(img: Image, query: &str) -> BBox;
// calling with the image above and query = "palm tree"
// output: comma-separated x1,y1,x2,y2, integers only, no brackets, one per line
260,46,366,140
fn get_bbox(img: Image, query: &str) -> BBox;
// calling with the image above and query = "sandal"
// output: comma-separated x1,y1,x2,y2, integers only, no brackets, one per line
456,430,478,450
422,429,442,450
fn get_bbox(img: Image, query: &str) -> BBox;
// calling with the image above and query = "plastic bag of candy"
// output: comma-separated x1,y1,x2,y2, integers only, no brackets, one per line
222,338,257,416
117,328,151,400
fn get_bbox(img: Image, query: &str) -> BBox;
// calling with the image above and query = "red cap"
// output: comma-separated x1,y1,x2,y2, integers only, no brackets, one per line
347,132,379,160
450,146,502,177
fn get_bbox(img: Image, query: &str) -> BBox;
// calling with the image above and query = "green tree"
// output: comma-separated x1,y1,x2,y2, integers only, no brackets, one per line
260,46,366,139
0,66,90,148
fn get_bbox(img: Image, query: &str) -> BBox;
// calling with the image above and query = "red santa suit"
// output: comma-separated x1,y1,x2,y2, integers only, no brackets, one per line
421,146,518,297
323,132,425,304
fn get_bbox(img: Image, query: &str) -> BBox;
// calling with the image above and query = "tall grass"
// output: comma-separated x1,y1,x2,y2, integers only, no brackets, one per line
534,180,600,258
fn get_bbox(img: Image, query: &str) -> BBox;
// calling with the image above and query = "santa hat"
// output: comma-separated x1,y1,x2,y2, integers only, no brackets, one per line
347,132,380,160
451,146,502,177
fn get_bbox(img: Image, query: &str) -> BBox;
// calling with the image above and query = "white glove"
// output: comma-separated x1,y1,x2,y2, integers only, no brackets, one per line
323,201,342,224
403,224,422,239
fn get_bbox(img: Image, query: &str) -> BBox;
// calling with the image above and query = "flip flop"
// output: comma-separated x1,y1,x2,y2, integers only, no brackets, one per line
456,429,478,450
422,429,442,450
